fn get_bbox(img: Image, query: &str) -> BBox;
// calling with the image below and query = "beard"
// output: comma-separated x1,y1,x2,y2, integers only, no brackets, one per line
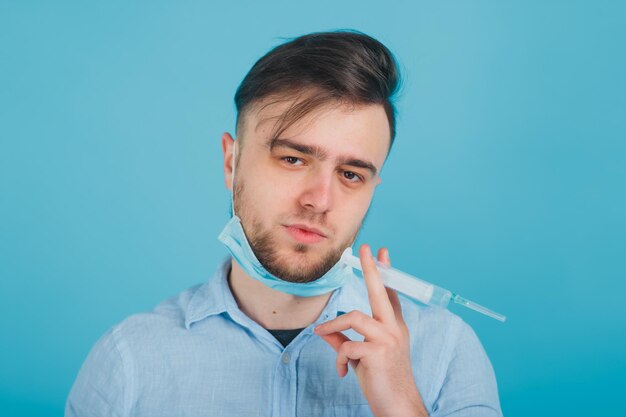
232,179,362,283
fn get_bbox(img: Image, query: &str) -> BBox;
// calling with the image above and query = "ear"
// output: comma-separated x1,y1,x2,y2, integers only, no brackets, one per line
221,132,236,191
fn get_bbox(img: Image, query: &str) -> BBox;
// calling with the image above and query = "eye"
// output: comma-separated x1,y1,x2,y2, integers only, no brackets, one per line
282,156,303,166
341,170,363,183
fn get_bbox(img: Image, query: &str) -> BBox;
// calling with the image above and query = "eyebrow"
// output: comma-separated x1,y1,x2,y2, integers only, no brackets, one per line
267,137,378,177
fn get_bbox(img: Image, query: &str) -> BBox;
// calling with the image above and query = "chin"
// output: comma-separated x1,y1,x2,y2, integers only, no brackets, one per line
279,247,325,267
287,242,327,258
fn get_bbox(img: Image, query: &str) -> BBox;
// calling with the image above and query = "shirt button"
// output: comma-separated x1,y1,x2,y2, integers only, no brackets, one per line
282,353,290,364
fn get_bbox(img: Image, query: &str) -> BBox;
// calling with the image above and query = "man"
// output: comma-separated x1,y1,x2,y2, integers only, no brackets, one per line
66,30,502,417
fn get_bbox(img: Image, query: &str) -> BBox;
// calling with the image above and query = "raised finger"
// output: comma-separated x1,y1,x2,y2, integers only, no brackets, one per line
386,287,408,332
378,247,405,325
377,247,390,267
360,244,396,324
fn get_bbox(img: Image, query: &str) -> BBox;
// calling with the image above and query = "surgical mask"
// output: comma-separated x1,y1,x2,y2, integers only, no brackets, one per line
217,142,354,297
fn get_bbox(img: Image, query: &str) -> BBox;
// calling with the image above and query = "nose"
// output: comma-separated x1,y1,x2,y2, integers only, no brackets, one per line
298,169,334,214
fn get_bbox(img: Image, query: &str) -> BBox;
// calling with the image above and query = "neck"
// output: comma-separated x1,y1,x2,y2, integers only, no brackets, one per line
227,259,332,330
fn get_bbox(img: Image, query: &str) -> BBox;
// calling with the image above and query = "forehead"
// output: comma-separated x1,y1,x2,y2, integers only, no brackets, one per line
242,97,391,169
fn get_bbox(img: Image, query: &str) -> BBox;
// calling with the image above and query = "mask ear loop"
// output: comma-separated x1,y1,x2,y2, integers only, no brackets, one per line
231,142,237,218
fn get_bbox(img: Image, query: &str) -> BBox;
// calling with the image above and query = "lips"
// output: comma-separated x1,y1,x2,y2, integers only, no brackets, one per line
288,224,327,237
284,224,327,244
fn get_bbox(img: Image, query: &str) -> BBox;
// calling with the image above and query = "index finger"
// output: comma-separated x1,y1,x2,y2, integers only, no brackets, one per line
378,247,406,327
359,244,396,324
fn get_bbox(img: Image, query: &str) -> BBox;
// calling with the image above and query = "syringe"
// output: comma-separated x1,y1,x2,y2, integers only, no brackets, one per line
340,248,506,322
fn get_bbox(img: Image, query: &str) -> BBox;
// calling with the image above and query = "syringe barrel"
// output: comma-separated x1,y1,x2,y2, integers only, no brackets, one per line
377,264,452,308
429,285,452,308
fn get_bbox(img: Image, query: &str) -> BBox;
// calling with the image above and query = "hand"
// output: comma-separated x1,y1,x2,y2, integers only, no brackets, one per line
314,244,428,417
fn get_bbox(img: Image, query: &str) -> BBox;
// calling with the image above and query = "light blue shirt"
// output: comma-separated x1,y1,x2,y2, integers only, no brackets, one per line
66,257,502,417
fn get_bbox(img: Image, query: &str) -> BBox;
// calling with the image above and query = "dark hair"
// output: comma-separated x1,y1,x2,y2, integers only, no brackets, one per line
234,29,402,151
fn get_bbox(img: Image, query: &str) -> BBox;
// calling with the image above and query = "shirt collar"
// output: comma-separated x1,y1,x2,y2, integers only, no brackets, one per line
333,272,372,316
185,257,371,329
185,256,238,329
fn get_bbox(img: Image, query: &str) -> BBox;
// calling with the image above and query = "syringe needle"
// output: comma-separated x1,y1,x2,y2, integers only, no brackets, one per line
451,294,507,322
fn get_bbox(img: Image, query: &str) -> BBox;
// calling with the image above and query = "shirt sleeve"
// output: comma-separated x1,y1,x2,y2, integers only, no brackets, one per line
430,320,503,417
65,327,132,417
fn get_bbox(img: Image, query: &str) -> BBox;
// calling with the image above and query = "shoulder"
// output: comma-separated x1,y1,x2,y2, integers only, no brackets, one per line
394,294,475,373
108,282,204,348
69,281,209,384
67,276,226,416
399,296,467,345
398,294,492,367
394,297,501,414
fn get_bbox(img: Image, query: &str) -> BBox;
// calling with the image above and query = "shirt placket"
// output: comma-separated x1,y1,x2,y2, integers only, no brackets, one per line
225,292,343,417
270,343,295,417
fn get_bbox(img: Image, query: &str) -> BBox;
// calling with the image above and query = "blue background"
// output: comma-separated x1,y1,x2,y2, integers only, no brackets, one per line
1,1,624,416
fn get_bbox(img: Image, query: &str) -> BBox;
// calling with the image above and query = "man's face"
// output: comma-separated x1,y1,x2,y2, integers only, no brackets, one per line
226,98,390,283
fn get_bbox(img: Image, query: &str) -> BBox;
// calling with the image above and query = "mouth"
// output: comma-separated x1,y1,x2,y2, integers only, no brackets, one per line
284,224,327,244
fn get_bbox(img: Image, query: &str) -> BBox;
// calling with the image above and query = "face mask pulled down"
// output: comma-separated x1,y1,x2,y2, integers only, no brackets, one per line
217,143,354,297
